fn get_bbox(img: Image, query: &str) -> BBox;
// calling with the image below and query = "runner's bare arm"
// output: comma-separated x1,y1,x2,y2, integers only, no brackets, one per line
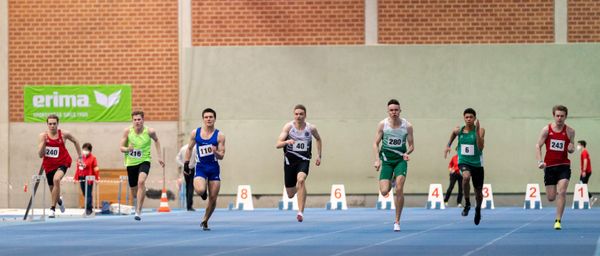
311,125,322,166
535,126,549,168
37,133,47,158
119,128,131,153
214,132,226,160
373,121,384,170
444,127,459,159
185,130,197,162
148,128,165,167
276,123,293,149
567,127,576,154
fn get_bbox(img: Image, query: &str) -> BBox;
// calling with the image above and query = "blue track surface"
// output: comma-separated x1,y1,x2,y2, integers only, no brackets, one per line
1,207,599,256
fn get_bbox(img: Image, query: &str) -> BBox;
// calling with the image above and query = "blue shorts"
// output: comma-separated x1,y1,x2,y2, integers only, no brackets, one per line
195,163,221,181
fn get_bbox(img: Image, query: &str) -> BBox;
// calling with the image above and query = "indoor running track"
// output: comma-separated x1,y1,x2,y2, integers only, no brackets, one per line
1,207,599,256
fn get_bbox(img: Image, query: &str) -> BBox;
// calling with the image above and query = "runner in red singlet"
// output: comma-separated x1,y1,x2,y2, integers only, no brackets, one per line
38,114,83,218
535,105,575,230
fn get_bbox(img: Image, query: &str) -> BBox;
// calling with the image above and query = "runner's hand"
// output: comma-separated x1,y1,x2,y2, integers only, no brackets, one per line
374,159,381,171
537,161,546,169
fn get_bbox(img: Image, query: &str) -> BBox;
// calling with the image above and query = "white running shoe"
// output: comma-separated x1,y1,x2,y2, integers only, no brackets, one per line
58,196,66,213
458,204,463,208
393,222,400,232
49,209,56,218
296,212,304,222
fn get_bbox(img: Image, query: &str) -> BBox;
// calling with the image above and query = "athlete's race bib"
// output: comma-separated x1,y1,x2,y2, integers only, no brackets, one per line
386,137,403,147
198,144,214,157
549,139,565,151
45,146,59,158
128,149,142,159
461,144,475,156
293,141,308,152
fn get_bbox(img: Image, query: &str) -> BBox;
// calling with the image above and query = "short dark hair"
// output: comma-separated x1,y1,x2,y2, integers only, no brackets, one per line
387,99,400,106
202,108,216,119
578,140,587,148
82,143,93,151
131,110,144,118
294,104,306,113
552,105,568,116
463,108,476,117
46,114,59,123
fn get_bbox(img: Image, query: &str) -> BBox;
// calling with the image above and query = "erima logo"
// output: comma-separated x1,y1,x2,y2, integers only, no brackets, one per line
33,92,90,108
94,90,121,108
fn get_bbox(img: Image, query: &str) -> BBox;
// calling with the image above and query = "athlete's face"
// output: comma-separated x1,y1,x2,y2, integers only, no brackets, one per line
463,113,475,126
294,109,306,122
553,110,567,125
132,114,144,129
388,104,400,119
203,113,215,127
46,118,58,133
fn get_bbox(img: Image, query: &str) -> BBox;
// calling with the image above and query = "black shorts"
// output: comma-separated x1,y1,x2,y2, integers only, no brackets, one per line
45,166,68,186
544,165,571,186
284,159,310,188
580,172,591,184
126,161,151,187
459,164,484,190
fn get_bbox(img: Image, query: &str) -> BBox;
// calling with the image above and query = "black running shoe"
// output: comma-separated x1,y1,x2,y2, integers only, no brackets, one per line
474,207,481,225
201,221,210,231
462,204,471,216
201,191,208,201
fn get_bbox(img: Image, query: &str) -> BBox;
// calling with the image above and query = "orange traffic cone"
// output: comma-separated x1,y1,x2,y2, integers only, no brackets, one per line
158,188,171,212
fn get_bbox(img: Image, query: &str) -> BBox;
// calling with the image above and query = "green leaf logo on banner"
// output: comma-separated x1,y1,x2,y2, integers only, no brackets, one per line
24,85,132,122
94,90,121,108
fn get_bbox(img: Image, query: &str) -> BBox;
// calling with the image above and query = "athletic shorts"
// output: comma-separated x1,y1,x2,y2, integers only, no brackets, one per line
45,166,68,186
544,165,571,186
195,163,221,181
379,159,407,180
459,164,484,190
126,161,150,187
284,159,310,188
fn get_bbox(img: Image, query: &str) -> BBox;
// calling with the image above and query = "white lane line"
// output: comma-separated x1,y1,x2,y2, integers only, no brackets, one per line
330,221,457,256
207,223,380,256
462,212,550,256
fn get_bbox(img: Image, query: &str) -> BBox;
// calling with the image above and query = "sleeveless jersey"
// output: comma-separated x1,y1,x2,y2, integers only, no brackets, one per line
457,126,483,167
544,124,570,167
195,128,220,167
42,129,72,173
284,121,312,161
380,118,408,162
124,127,152,167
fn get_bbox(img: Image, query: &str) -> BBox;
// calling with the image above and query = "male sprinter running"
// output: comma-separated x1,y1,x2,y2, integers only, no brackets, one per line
120,111,165,221
535,105,575,230
39,114,83,218
444,108,485,225
276,104,322,223
373,99,414,232
185,108,226,231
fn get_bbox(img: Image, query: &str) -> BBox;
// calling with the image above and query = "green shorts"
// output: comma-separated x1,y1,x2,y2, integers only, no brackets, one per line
379,159,407,180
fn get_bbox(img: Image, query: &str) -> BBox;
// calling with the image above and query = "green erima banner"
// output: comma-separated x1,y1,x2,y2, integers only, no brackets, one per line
24,85,132,122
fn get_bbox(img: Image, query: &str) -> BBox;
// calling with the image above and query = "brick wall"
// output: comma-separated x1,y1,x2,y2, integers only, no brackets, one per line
378,0,554,44
568,0,600,42
192,0,365,46
8,0,179,121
